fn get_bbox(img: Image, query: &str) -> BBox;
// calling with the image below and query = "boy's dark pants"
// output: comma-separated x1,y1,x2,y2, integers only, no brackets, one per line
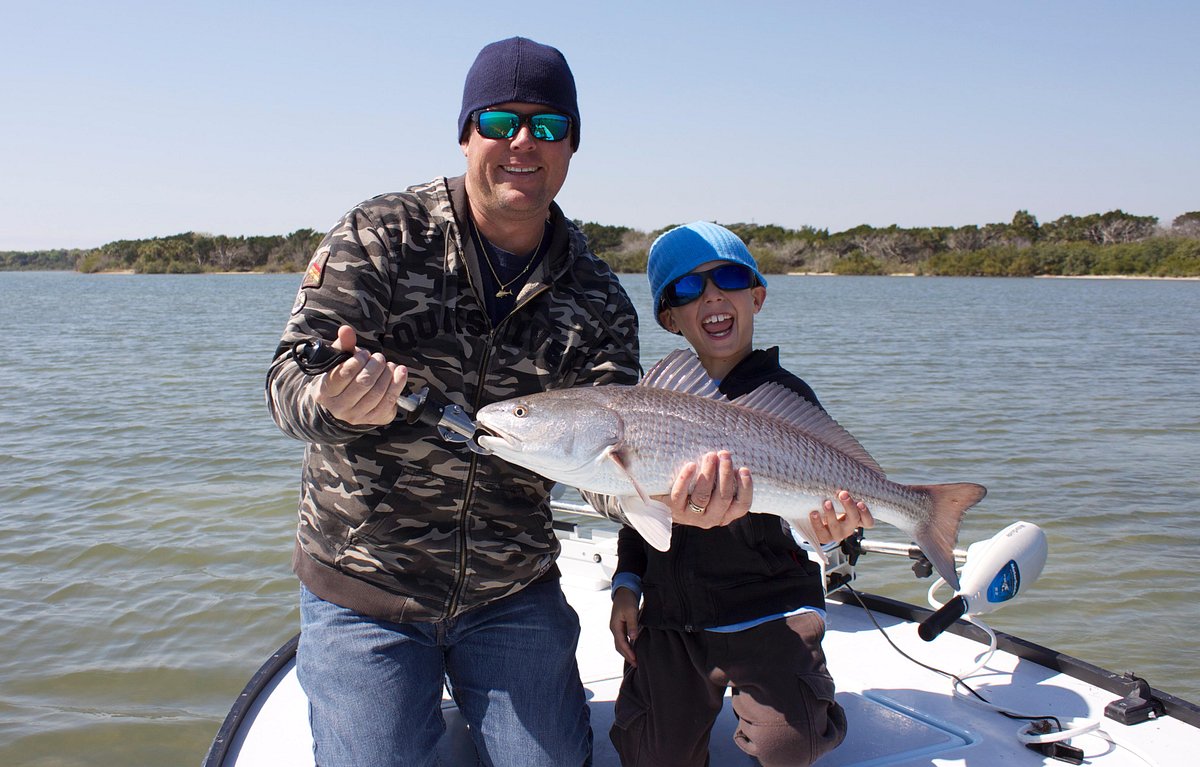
610,611,847,767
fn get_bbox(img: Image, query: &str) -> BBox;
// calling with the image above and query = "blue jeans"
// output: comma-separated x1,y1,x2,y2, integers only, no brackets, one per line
298,581,592,767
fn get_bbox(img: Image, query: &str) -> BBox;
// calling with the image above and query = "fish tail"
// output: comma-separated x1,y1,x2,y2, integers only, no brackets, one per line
911,482,987,592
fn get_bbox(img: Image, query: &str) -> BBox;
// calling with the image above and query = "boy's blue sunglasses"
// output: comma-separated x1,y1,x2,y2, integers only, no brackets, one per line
662,263,758,308
473,110,571,142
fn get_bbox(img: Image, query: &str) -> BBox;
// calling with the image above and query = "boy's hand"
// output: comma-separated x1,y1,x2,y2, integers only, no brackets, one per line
812,490,875,543
609,588,641,666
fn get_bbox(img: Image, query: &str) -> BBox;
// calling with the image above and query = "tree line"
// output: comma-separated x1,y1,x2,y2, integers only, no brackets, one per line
3,210,1199,277
586,210,1200,278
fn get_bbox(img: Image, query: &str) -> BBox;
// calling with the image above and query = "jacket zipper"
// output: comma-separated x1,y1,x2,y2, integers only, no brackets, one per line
444,279,551,618
445,342,490,619
672,530,694,632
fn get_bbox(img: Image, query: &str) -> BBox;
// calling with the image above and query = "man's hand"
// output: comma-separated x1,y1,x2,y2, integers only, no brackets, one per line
660,451,753,529
313,325,408,427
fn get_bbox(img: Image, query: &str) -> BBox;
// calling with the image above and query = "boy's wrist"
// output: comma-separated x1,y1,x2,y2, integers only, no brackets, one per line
610,572,642,601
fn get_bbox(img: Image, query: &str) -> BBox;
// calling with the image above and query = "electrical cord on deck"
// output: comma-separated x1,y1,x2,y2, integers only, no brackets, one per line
843,582,1160,766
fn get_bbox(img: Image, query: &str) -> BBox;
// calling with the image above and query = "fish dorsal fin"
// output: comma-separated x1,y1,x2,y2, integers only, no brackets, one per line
639,349,726,401
642,350,885,476
733,383,887,477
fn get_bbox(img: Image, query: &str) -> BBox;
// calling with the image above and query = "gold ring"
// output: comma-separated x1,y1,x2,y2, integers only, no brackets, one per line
687,499,706,514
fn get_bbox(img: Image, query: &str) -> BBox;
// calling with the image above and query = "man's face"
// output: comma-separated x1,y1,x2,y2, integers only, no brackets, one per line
461,101,574,226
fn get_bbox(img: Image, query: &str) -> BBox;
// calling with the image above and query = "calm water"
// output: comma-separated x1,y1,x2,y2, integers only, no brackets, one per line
1,271,1197,766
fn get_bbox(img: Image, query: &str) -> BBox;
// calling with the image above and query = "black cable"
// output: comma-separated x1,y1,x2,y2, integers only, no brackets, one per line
842,583,1064,733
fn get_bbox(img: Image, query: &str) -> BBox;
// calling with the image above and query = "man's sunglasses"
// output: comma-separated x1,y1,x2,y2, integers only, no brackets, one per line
472,110,571,142
661,263,758,308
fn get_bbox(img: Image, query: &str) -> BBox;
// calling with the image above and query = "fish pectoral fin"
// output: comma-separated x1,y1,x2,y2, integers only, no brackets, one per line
605,448,673,552
619,495,674,552
605,448,652,503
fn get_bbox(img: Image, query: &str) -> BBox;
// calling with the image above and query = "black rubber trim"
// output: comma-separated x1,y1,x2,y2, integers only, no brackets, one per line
202,633,301,767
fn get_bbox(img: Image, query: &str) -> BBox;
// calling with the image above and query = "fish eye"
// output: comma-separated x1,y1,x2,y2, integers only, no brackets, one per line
513,405,529,418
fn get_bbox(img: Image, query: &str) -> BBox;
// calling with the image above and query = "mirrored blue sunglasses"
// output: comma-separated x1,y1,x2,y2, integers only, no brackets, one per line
473,110,571,142
662,263,758,308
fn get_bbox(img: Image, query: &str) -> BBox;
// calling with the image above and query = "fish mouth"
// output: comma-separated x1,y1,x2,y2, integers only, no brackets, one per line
474,424,523,453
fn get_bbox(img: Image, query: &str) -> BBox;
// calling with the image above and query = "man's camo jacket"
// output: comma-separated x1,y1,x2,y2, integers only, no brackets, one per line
266,175,640,622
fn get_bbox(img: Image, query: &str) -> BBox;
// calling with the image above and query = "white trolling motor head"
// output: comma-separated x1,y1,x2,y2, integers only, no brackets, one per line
919,521,1048,641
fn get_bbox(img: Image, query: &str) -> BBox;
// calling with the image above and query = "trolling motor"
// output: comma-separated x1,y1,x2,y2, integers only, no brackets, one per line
918,521,1048,641
290,339,491,454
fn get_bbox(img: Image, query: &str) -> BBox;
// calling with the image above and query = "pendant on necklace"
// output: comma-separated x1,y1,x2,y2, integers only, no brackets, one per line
496,288,513,298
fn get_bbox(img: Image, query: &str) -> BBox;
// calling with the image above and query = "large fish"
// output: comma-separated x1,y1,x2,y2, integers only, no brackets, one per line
476,350,985,590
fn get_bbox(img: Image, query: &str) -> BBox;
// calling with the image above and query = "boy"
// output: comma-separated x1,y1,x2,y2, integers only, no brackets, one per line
608,221,872,766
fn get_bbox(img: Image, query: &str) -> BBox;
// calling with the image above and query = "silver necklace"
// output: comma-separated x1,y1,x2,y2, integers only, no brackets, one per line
472,222,545,298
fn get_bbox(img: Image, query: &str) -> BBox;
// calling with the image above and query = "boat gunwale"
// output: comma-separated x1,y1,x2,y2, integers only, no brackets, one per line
203,633,299,767
832,589,1200,729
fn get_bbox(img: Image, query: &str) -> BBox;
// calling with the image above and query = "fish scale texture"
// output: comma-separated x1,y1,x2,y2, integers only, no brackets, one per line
603,387,932,530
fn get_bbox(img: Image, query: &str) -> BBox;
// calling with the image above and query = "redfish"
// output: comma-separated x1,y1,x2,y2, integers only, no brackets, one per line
476,350,985,589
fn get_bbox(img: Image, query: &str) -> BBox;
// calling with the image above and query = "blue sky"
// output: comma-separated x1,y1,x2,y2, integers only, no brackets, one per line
2,1,1197,250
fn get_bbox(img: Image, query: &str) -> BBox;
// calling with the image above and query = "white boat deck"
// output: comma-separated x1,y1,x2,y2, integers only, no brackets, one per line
213,523,1197,766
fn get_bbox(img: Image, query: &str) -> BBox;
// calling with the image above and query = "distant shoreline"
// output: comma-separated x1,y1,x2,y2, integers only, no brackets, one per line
12,269,1199,282
786,271,1200,281
1032,274,1200,281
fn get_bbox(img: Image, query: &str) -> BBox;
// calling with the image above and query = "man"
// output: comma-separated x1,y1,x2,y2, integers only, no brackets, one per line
265,37,639,767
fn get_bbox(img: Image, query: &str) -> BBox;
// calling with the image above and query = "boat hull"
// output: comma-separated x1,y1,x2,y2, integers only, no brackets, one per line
205,511,1200,766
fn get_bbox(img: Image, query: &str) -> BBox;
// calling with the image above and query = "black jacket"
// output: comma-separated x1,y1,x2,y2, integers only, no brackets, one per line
614,347,827,631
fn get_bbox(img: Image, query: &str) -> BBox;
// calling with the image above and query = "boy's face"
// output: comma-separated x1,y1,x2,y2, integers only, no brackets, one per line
658,259,766,375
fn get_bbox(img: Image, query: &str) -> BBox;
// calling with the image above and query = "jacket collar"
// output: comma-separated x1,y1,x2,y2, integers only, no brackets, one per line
445,174,574,282
726,346,780,382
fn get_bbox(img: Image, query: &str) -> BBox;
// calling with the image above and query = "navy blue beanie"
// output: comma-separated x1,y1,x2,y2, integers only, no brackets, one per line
458,37,580,150
647,221,768,329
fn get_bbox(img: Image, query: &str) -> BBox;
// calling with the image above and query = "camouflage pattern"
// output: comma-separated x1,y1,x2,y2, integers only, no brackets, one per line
266,175,640,622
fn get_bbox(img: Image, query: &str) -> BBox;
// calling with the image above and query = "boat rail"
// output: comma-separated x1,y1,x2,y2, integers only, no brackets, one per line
550,499,967,563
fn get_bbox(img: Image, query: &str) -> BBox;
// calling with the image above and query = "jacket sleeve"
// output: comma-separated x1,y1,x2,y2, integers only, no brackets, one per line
580,490,650,580
584,488,650,579
566,257,641,388
615,523,649,579
265,205,396,445
579,491,629,525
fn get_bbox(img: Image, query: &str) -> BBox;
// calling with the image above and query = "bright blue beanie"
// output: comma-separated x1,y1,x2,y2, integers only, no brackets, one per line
647,221,767,328
458,37,580,150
